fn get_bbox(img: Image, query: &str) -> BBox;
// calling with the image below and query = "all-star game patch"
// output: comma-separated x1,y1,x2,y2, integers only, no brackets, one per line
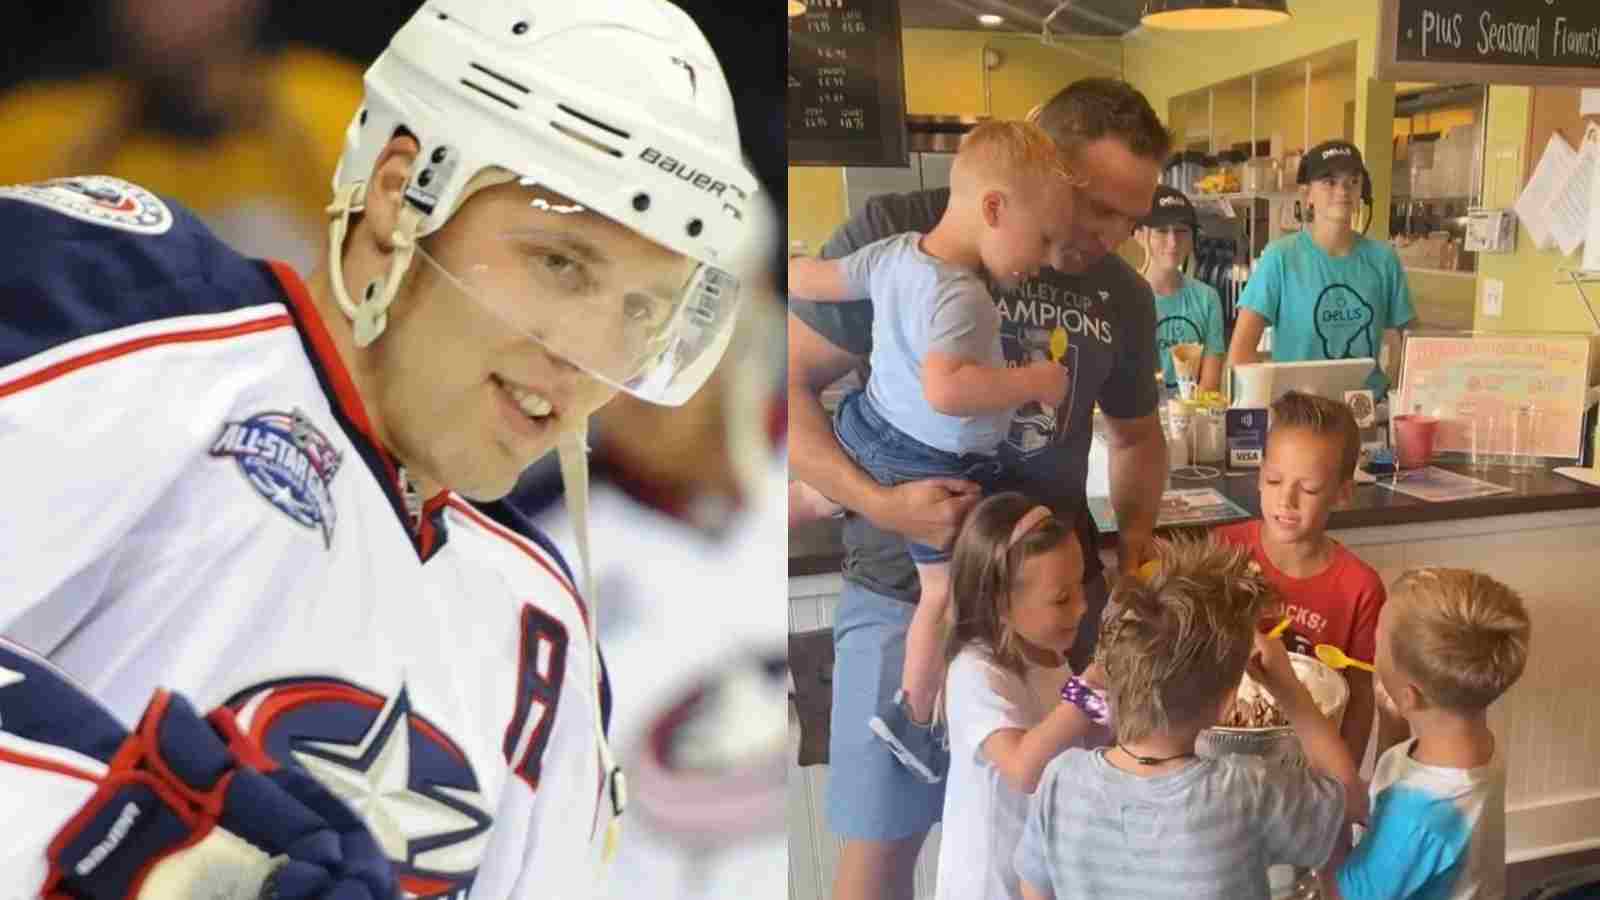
0,176,172,235
209,409,344,548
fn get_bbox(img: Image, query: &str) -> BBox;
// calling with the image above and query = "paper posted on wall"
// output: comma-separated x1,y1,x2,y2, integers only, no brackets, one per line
1584,124,1600,273
1561,134,1600,258
1513,130,1599,258
1514,133,1574,251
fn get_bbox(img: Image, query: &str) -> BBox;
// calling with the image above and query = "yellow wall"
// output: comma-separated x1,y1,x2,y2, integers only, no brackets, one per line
1407,270,1477,331
1174,64,1358,157
787,31,1123,253
1474,86,1599,334
1210,81,1255,153
1123,7,1392,238
901,31,1123,118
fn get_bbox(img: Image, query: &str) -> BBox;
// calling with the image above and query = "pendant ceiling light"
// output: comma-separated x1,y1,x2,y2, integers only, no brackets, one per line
1141,0,1290,30
789,0,805,17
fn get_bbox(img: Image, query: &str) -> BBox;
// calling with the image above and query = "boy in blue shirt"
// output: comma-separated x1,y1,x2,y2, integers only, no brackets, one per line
1227,141,1415,398
1324,568,1530,900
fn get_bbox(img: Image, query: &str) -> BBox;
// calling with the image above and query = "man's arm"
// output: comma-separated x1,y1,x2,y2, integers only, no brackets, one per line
1227,308,1270,369
787,256,852,303
788,313,978,548
922,352,1066,417
1101,411,1165,574
1199,355,1223,393
1340,670,1376,776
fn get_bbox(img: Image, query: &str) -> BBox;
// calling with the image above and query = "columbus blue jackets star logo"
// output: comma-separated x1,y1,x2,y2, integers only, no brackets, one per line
226,679,490,898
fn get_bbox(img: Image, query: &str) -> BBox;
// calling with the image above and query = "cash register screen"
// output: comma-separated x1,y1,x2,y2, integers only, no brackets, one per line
1230,358,1377,410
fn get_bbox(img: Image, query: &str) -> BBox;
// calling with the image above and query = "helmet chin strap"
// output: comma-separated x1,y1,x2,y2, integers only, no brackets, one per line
557,426,626,867
325,182,425,348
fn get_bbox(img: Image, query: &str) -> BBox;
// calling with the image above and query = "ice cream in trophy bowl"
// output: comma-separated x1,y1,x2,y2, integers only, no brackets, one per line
1197,652,1349,766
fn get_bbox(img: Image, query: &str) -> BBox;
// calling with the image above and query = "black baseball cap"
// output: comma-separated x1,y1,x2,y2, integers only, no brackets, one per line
1141,185,1198,230
1298,140,1367,184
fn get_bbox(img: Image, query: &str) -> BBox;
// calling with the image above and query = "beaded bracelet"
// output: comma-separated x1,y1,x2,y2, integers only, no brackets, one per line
1060,675,1111,727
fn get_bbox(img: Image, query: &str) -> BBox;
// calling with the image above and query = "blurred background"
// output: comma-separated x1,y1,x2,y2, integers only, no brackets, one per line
2,2,786,897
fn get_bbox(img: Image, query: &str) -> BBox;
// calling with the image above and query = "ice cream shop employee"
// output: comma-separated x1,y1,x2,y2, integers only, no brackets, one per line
1226,140,1415,398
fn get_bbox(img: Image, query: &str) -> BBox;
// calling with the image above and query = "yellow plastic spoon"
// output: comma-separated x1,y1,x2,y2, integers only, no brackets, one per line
1315,643,1375,673
1265,616,1292,640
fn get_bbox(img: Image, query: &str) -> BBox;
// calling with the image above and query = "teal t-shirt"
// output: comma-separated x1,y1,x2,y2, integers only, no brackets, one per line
1238,231,1416,396
1153,274,1226,390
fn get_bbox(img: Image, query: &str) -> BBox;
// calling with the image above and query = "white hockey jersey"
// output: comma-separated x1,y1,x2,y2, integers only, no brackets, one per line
0,177,611,899
525,454,788,900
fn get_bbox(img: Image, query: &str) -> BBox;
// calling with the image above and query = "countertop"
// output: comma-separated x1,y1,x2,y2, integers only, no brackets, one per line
789,464,1600,577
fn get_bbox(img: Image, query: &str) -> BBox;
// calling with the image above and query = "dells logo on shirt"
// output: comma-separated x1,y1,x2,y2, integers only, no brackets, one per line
1313,284,1376,359
209,408,343,548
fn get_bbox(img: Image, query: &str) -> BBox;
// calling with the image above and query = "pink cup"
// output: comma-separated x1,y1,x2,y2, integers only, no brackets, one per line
1393,415,1440,469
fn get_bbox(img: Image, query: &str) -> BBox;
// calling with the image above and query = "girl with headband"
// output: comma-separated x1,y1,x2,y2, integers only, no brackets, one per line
933,492,1111,900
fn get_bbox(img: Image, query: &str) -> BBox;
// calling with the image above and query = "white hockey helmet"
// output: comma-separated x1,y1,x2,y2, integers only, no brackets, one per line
327,0,760,407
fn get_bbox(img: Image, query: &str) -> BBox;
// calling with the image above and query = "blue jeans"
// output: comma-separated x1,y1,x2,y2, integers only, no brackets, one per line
832,390,1002,563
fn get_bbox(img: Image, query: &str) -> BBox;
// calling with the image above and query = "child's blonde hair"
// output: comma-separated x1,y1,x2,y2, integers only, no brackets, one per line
949,120,1071,203
1097,537,1278,744
1386,568,1530,711
945,492,1078,679
1268,390,1361,483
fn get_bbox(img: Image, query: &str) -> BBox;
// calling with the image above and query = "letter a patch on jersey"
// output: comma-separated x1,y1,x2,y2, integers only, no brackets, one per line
209,408,344,548
0,176,172,234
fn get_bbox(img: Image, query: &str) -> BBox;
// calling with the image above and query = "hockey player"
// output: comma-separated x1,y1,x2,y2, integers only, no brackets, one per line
0,0,765,896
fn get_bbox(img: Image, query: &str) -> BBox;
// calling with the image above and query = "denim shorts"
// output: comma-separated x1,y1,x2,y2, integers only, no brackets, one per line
832,390,1002,563
826,580,945,840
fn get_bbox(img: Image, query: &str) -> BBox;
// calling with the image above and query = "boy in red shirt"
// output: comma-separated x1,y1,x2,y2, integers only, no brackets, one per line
1216,390,1405,768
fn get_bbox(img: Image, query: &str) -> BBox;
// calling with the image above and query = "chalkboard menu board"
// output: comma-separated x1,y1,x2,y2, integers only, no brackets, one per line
1379,0,1600,86
788,0,908,167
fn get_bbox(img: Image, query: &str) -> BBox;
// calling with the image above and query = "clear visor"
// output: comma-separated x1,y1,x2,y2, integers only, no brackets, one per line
413,187,741,406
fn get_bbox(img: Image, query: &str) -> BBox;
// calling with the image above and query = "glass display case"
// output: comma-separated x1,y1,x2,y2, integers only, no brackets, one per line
1390,83,1487,274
